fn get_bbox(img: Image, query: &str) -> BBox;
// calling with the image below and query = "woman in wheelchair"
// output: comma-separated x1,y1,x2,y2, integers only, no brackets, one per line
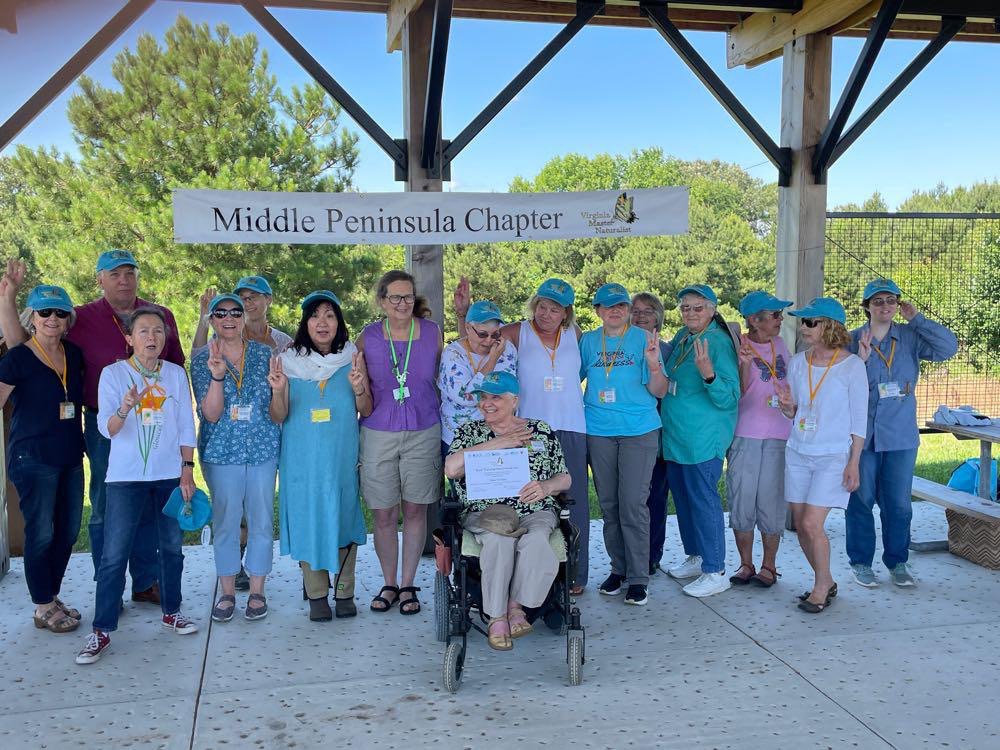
444,370,571,651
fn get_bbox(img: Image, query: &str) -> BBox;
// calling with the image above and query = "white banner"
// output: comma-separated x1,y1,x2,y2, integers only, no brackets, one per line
172,187,688,245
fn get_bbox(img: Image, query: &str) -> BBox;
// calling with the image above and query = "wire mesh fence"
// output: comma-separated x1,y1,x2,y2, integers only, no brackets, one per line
825,212,1000,426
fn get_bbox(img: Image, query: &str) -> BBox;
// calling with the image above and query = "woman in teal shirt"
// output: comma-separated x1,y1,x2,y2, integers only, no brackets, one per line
580,283,667,607
662,284,740,599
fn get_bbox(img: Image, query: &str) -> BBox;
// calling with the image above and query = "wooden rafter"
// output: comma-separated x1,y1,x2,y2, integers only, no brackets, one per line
388,0,425,52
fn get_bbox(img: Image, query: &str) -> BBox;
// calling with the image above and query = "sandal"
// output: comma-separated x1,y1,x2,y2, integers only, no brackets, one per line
798,596,832,614
398,586,422,615
507,606,533,639
729,563,756,585
569,584,585,596
211,594,237,622
487,617,513,651
33,605,79,633
750,565,781,588
54,597,81,620
370,585,399,612
798,583,837,603
245,593,268,621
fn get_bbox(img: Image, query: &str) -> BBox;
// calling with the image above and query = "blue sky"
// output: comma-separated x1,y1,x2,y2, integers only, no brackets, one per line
2,0,998,208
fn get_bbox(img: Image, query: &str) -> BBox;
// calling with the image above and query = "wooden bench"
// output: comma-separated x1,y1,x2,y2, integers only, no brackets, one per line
911,476,1000,568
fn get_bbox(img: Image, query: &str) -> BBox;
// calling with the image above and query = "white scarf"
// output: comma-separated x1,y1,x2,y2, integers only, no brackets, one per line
279,341,356,382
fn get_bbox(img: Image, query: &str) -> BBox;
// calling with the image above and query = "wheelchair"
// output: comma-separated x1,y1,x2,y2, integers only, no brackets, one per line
432,489,586,693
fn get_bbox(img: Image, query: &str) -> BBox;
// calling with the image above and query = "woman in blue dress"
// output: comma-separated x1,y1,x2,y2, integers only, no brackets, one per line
269,291,371,622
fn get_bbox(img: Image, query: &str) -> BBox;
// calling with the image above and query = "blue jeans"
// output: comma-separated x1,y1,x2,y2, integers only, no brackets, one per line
9,457,84,604
647,457,669,567
846,447,918,569
85,408,158,591
203,460,277,578
667,459,726,574
92,479,185,632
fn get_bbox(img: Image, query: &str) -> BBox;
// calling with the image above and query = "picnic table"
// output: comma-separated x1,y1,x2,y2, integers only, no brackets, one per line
925,421,999,500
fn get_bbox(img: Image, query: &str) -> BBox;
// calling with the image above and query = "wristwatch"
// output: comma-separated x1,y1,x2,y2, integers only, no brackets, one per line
703,375,716,385
182,460,196,469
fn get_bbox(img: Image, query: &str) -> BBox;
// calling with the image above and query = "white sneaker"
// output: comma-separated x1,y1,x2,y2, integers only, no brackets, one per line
683,572,731,598
667,555,703,579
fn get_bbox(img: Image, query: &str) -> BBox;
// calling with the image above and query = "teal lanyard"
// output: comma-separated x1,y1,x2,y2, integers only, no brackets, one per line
385,319,415,390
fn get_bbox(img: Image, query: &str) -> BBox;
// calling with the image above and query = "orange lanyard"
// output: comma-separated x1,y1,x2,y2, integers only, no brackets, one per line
757,340,779,381
807,348,841,406
32,337,68,399
671,330,703,372
601,325,629,380
874,338,896,377
111,311,129,345
462,340,492,376
128,357,166,410
225,343,247,395
531,320,561,371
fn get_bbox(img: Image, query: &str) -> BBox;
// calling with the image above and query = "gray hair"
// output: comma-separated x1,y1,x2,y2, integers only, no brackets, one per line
19,306,76,337
631,292,665,331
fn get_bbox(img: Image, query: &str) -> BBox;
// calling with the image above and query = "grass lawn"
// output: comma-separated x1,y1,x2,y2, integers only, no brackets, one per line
67,432,981,553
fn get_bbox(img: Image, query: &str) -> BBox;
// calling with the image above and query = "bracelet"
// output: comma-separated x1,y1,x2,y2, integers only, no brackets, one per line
210,375,225,382
115,408,129,420
182,460,196,469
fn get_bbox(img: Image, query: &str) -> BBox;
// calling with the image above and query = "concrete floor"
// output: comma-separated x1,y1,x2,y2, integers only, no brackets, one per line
1,501,999,750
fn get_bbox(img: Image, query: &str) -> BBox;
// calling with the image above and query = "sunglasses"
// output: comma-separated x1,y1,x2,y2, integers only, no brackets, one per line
469,326,502,341
211,308,244,319
801,318,821,328
679,304,706,314
869,297,899,307
760,310,783,320
37,309,71,319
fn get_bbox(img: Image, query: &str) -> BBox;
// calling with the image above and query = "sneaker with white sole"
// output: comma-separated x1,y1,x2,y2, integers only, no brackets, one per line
890,563,916,587
850,564,878,588
598,573,625,596
76,630,111,664
624,584,648,606
667,555,703,580
162,612,199,634
682,572,731,598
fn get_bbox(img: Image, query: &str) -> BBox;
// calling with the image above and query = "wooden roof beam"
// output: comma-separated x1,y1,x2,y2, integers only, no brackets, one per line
388,0,426,52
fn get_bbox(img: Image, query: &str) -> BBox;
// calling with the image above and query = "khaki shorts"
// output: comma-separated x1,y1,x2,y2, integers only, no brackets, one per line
360,424,442,509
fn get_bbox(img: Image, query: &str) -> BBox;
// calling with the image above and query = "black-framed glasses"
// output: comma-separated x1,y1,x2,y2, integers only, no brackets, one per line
211,308,244,319
801,318,820,328
37,309,70,319
386,294,415,305
469,326,502,341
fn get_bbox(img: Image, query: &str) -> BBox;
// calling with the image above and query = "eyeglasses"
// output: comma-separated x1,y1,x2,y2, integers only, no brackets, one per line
869,297,899,307
801,318,821,328
631,308,656,318
760,310,783,320
37,309,70,319
679,304,706,314
239,293,263,303
211,308,244,319
386,294,415,305
469,326,502,341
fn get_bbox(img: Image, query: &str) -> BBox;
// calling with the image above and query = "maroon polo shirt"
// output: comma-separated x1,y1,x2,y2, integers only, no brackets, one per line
66,296,185,408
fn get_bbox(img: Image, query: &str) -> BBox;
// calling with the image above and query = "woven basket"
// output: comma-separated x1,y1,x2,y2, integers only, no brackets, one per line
945,508,1000,570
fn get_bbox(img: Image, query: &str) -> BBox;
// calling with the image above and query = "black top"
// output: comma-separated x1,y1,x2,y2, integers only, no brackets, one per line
0,341,85,468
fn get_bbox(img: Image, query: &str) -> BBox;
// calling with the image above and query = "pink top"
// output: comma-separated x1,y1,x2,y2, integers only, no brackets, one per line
734,337,792,441
67,296,185,408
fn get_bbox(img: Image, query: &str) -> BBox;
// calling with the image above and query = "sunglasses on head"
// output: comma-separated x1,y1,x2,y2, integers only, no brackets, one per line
469,326,502,341
801,318,821,328
37,308,70,319
211,308,244,319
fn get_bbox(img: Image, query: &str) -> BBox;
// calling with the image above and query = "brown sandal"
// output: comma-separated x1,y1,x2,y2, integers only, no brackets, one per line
54,597,81,620
487,617,513,651
33,606,79,633
750,565,781,588
729,563,755,585
507,606,533,639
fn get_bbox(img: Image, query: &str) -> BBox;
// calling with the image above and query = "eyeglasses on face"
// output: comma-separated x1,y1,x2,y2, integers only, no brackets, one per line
469,326,502,341
240,293,263,303
631,308,655,318
211,308,244,319
801,318,821,328
386,294,416,305
37,309,71,319
759,310,783,320
869,297,899,307
679,304,706,314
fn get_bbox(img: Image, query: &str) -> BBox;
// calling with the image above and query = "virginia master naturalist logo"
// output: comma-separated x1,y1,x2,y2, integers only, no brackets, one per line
614,192,637,223
579,191,639,236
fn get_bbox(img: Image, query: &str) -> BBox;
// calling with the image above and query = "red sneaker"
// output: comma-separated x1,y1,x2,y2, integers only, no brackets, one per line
162,612,198,635
76,630,111,664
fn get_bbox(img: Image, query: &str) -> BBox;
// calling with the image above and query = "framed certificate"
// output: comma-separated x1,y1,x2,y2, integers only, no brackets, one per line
464,448,531,501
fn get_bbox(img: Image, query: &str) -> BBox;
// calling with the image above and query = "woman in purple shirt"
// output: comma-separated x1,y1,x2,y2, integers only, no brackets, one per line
356,270,443,616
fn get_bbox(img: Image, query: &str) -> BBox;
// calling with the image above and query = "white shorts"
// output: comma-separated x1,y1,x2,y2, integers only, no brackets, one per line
784,446,850,509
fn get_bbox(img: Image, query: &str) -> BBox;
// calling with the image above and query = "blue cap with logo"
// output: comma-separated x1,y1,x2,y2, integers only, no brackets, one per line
209,293,244,312
466,300,505,325
26,285,74,313
592,283,631,308
738,290,793,317
535,278,575,307
676,284,718,305
301,290,342,310
162,487,212,532
472,370,520,397
234,276,273,296
862,278,902,301
95,249,137,273
788,297,847,325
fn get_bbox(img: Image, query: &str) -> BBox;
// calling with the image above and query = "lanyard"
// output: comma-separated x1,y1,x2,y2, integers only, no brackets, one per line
531,320,561,371
111,310,129,345
874,338,896,376
807,348,841,406
225,343,247,394
128,356,166,410
671,330,703,372
462,340,492,376
601,324,629,380
385,319,415,390
757,340,779,382
32,337,67,399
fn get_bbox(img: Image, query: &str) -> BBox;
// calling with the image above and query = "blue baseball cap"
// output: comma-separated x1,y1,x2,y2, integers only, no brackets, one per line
301,290,342,310
862,278,902,301
234,276,273,296
788,297,847,325
466,300,505,325
96,249,137,273
739,290,793,317
592,283,631,308
472,370,520,397
26,285,74,313
209,293,244,312
162,487,212,532
535,278,575,307
677,284,718,305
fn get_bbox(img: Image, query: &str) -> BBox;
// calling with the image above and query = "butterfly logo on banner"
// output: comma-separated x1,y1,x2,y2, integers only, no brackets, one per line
614,192,637,224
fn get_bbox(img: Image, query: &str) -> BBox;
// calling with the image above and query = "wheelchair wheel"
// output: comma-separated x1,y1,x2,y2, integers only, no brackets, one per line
434,571,449,642
567,632,584,687
443,641,465,693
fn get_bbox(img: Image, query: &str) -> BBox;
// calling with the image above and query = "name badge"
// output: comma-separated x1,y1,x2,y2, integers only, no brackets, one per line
798,416,818,432
529,440,544,453
59,402,76,420
667,380,677,397
394,386,410,402
311,408,331,423
598,388,616,404
543,376,565,393
878,382,901,399
230,405,253,421
767,395,780,409
142,408,165,427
